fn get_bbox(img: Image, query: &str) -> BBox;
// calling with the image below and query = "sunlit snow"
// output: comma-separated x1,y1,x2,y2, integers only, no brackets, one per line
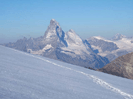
27,44,53,55
0,45,133,99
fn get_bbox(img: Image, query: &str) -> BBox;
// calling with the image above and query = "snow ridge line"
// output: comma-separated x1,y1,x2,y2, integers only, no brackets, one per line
13,49,133,99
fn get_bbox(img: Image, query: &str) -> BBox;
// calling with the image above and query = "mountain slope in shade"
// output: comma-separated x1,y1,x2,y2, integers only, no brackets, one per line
57,29,109,69
4,19,109,69
0,45,133,99
99,52,133,80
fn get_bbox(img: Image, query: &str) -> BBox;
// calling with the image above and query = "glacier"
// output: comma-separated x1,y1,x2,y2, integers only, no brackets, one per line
0,45,133,99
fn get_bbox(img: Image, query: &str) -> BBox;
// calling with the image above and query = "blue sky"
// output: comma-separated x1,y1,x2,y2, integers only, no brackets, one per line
0,0,133,43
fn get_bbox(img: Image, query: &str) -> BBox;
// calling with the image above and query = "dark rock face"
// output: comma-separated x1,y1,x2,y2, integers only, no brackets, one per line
99,52,133,80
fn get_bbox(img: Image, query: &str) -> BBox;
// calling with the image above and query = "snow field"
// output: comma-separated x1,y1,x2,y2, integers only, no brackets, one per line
0,45,133,99
13,47,133,99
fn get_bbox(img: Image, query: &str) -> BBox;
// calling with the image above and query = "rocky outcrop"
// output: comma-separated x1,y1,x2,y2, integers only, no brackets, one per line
99,52,133,80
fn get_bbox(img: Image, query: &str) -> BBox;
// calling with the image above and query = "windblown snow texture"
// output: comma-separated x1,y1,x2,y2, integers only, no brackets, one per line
0,45,133,99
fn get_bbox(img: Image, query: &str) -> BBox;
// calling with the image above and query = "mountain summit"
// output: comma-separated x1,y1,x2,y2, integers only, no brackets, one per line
50,19,60,26
4,19,109,69
4,19,133,69
44,19,65,41
65,29,83,46
112,33,126,40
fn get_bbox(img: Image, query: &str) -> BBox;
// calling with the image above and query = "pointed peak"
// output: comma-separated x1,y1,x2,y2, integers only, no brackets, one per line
50,19,56,22
51,19,56,21
67,29,76,35
44,19,63,39
115,33,125,37
50,19,59,26
66,29,78,38
66,29,81,40
112,33,126,40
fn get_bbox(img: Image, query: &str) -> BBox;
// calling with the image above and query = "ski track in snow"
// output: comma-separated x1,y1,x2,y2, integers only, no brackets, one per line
12,49,133,99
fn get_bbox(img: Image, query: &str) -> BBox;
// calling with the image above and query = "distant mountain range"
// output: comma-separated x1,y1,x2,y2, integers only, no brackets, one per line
3,19,133,69
87,34,133,62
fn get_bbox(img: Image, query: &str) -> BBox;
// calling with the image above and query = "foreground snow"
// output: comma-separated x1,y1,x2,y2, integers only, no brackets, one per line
0,45,133,99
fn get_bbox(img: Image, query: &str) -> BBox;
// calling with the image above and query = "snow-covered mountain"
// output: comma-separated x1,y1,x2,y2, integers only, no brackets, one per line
3,19,133,69
4,19,109,69
86,35,133,62
112,33,126,40
1,45,133,99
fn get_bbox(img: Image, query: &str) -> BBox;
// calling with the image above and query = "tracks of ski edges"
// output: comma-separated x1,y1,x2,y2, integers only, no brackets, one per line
13,49,133,99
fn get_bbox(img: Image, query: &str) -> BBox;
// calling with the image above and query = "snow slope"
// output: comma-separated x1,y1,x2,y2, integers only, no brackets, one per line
61,29,90,57
0,45,133,99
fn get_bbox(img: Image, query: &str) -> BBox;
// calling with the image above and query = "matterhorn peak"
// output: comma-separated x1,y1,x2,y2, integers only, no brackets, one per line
44,19,64,40
50,19,60,27
51,19,56,22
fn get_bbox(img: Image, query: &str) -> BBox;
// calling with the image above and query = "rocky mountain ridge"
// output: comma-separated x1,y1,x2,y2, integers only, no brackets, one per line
3,19,133,69
99,52,133,80
86,35,133,62
4,19,109,69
